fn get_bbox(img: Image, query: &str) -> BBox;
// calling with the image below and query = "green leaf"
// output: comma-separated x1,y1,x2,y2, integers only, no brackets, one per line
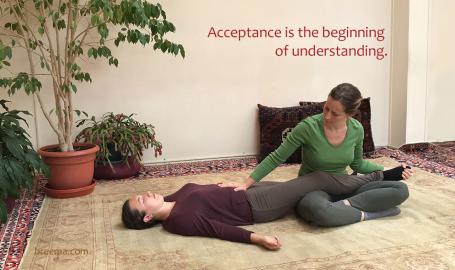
38,27,44,35
84,73,91,82
168,22,176,32
161,40,172,53
114,9,124,23
4,137,25,160
23,152,40,169
153,41,161,50
0,200,6,223
60,3,67,13
6,159,28,188
57,20,66,30
76,119,86,127
87,47,94,58
97,24,109,39
91,14,99,26
114,32,126,47
150,5,160,18
139,35,147,46
24,82,33,94
0,160,10,182
178,44,185,58
38,15,45,24
62,84,70,92
4,46,12,59
71,84,77,93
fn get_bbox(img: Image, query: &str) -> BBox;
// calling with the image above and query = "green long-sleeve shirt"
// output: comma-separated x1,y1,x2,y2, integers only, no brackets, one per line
250,114,383,182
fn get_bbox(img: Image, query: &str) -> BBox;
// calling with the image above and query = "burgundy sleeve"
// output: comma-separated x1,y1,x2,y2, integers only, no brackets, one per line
192,215,253,244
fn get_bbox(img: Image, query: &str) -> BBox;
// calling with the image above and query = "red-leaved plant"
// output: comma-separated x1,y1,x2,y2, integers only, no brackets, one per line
75,112,162,167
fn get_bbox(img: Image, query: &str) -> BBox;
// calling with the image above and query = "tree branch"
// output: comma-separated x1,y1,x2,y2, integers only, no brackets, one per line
0,30,24,40
64,0,72,86
12,2,62,96
39,4,60,87
38,2,70,144
9,0,65,145
55,0,64,89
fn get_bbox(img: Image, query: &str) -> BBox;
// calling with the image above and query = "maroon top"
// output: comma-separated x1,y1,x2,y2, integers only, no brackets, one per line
162,183,254,243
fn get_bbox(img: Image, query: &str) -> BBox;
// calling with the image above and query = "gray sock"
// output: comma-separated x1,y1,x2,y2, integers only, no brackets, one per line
332,199,349,206
364,207,401,220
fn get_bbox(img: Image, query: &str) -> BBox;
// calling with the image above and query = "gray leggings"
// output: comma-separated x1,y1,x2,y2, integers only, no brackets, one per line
296,181,409,227
245,171,383,223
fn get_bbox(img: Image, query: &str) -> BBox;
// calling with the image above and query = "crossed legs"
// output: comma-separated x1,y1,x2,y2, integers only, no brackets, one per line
245,171,383,223
296,181,409,226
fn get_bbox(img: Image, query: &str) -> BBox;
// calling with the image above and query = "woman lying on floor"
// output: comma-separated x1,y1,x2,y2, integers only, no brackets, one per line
122,166,409,250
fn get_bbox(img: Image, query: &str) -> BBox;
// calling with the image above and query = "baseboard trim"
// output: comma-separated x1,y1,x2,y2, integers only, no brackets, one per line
142,154,258,166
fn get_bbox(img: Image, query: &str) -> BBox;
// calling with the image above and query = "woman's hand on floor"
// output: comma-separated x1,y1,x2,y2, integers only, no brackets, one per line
250,233,282,250
261,235,282,250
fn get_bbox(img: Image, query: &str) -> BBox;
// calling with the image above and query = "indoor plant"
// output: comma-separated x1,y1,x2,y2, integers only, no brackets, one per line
0,99,49,223
75,112,162,179
0,0,183,196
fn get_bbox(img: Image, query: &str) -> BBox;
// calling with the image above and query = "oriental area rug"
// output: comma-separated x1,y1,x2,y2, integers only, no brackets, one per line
17,156,455,270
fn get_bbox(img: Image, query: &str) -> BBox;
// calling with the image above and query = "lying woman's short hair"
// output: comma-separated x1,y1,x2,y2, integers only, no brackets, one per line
121,200,161,230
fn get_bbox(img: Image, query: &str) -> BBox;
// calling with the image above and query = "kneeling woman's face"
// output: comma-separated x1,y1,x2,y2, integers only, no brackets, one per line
129,191,164,220
323,96,349,125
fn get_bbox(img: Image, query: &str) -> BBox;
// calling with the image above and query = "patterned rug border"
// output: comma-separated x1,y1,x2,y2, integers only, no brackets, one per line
373,147,455,178
1,148,454,270
398,141,455,170
0,179,45,270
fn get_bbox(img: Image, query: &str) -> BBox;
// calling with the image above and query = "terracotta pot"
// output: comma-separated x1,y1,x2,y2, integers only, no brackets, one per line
94,157,141,180
38,143,100,191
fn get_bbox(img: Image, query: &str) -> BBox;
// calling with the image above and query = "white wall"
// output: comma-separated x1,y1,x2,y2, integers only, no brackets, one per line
426,0,455,142
406,0,430,143
406,0,455,143
1,0,392,163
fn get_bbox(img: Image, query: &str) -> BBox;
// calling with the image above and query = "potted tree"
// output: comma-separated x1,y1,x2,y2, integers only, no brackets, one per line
75,112,162,179
0,1,184,197
0,100,49,223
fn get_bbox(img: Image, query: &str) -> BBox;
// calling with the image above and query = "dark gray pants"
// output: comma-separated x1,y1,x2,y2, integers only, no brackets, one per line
296,181,409,226
245,171,383,223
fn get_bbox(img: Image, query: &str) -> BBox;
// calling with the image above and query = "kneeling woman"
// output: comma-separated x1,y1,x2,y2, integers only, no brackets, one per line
122,168,408,250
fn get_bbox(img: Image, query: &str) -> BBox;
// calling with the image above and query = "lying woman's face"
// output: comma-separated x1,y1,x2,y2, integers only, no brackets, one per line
129,191,164,215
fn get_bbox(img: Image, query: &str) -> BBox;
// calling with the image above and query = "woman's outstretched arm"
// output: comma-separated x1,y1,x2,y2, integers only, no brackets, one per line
166,214,281,250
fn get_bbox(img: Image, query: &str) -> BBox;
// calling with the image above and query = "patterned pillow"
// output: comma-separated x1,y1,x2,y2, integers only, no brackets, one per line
258,103,323,163
299,97,375,154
